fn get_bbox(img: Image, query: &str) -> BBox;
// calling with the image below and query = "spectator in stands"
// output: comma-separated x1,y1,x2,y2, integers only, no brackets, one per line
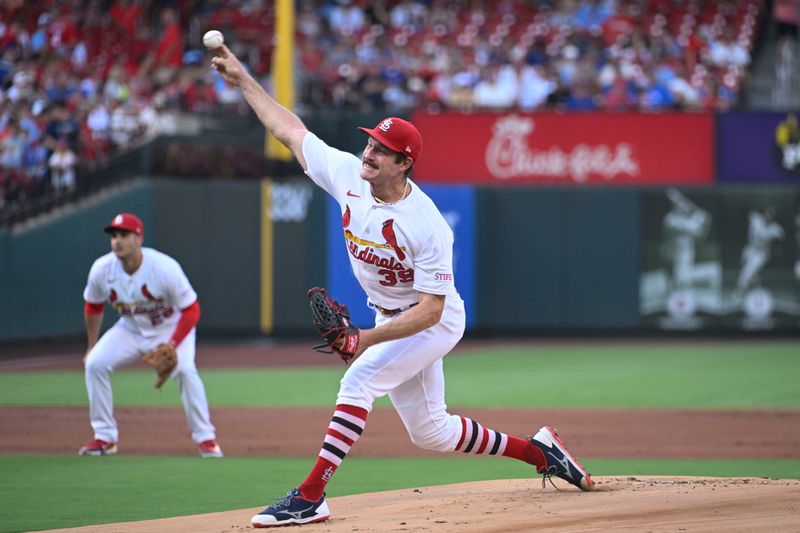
390,0,428,31
638,68,676,110
108,98,141,147
517,62,558,110
138,7,183,88
0,48,16,86
182,69,217,113
555,43,581,91
327,0,366,36
1,120,26,174
365,0,392,27
6,67,36,104
696,74,736,111
48,138,78,195
103,62,131,102
601,2,639,47
708,27,750,68
86,98,111,143
43,103,80,154
24,132,49,193
0,0,770,223
774,0,800,61
473,63,518,109
109,0,145,49
447,61,481,109
17,105,41,144
44,68,78,106
139,93,176,138
573,0,615,35
297,0,324,39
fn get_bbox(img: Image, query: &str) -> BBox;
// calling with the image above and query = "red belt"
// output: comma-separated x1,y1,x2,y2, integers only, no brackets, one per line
375,303,418,317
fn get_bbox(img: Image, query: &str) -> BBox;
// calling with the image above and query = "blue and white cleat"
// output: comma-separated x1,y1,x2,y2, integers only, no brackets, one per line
251,487,330,527
530,426,594,491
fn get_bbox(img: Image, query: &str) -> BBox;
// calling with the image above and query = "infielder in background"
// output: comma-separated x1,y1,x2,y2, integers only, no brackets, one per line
211,45,593,528
79,213,223,458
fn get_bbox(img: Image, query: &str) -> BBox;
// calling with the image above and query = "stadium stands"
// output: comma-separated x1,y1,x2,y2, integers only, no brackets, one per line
0,0,768,221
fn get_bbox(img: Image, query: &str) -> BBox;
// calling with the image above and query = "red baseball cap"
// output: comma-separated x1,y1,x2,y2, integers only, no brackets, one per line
104,213,143,236
358,117,422,162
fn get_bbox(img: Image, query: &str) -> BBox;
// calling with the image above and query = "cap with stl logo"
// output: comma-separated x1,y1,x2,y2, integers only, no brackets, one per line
358,117,422,162
104,213,143,236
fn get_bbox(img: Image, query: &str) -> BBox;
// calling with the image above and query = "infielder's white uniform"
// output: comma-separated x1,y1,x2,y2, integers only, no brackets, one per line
83,248,217,444
303,132,467,452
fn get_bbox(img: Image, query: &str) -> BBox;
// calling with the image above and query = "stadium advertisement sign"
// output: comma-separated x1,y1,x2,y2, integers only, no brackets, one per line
639,187,800,331
411,112,714,185
717,112,800,184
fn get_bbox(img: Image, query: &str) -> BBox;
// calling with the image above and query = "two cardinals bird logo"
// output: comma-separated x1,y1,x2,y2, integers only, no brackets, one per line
342,205,351,228
382,219,406,261
141,284,160,301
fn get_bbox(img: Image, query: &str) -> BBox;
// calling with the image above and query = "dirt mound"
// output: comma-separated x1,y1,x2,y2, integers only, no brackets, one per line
6,406,800,459
45,476,800,532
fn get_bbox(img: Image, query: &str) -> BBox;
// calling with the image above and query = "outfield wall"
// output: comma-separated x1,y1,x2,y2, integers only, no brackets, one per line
1,178,797,343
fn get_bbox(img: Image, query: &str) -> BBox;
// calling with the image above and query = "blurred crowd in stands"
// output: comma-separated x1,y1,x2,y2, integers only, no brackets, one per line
0,0,783,216
298,0,763,113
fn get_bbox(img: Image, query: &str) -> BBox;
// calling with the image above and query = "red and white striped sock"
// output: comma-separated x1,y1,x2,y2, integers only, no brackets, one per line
455,416,546,471
298,404,368,501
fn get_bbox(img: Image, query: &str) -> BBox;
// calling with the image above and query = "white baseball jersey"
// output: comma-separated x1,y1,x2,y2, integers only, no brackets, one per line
302,132,458,311
83,247,197,339
83,247,215,445
302,131,467,452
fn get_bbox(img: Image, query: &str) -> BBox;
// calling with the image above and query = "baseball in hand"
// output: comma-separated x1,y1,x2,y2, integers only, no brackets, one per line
203,30,224,49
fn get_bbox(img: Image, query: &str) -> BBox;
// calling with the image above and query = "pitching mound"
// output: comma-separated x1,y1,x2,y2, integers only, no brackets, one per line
46,476,800,532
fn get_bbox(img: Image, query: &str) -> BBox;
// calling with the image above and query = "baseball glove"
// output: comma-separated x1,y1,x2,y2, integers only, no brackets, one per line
307,287,360,363
142,342,178,389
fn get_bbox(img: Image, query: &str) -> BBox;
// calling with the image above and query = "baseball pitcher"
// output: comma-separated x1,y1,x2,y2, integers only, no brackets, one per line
211,44,593,528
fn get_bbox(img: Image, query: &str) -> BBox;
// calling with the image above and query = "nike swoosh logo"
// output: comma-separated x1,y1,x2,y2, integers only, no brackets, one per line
346,190,360,198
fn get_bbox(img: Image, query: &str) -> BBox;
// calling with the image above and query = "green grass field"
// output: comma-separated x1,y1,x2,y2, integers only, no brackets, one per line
1,341,799,532
2,343,798,408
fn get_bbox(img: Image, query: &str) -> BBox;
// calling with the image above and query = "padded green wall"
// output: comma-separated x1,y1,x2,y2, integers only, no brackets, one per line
475,187,640,331
0,181,153,340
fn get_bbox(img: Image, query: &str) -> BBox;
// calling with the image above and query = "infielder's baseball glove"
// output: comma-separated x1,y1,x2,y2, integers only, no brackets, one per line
142,342,178,389
307,287,360,363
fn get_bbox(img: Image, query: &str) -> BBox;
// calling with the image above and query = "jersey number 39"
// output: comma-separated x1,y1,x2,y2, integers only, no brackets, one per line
378,268,414,286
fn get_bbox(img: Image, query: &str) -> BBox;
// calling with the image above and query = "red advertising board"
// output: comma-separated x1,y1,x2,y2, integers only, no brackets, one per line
411,112,714,185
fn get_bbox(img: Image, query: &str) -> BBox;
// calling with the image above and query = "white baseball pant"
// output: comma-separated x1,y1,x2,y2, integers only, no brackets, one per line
337,294,466,452
84,325,216,444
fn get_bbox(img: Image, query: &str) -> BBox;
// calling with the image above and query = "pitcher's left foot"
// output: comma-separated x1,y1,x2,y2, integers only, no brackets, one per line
530,426,594,491
251,487,330,527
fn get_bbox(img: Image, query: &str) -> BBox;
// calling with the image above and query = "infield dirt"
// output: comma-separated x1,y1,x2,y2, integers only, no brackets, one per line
3,340,799,531
42,477,800,532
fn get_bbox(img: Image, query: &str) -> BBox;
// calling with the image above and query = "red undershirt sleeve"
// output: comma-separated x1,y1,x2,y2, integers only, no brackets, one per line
84,302,105,315
169,300,201,347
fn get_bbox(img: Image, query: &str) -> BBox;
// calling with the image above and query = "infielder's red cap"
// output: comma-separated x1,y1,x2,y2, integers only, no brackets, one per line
104,213,143,236
358,117,422,162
